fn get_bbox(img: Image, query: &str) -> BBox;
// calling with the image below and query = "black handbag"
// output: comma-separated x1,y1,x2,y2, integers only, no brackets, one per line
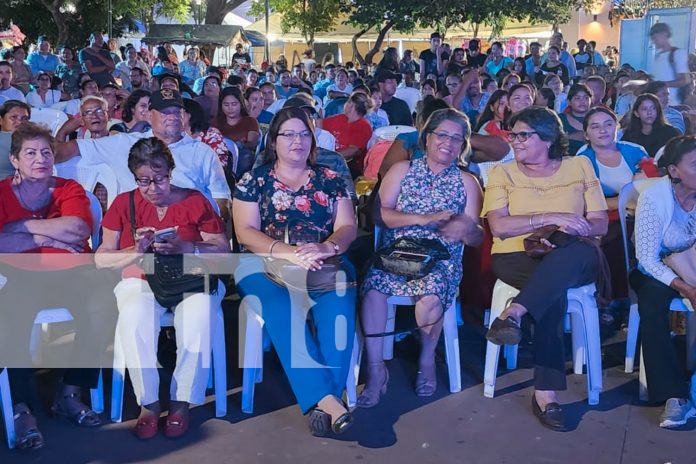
263,224,356,292
129,191,219,308
374,236,450,280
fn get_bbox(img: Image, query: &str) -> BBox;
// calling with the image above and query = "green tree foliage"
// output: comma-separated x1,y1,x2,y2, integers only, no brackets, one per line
249,0,341,46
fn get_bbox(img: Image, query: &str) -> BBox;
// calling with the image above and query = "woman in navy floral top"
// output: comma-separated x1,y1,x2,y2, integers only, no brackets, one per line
233,107,358,437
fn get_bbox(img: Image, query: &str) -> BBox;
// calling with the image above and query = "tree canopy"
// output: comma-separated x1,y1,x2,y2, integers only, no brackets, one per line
249,0,341,46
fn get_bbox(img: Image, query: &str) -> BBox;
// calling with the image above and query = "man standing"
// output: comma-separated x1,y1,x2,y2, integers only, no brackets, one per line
232,44,252,69
79,32,116,87
466,39,487,68
649,22,692,105
378,71,412,126
525,42,543,78
27,36,60,77
544,32,577,78
54,89,231,216
573,39,593,77
0,62,26,104
419,32,449,82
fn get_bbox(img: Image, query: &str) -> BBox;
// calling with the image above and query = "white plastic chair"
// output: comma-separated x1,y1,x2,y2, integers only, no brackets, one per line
110,305,227,422
618,180,695,401
29,107,68,136
483,280,603,405
240,297,359,413
1,368,16,448
373,125,418,142
54,160,120,209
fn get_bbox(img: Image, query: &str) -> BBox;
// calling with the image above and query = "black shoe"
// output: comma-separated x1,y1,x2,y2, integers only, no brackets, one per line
331,409,354,434
308,408,331,437
531,396,567,431
486,317,522,345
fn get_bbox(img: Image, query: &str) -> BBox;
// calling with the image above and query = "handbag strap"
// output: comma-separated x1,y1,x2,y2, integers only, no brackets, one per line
128,190,137,240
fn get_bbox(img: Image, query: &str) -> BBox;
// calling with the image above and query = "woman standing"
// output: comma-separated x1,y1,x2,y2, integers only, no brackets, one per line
233,107,357,436
483,107,608,431
536,47,569,88
96,137,229,439
10,46,34,95
323,92,374,177
358,109,483,406
25,72,61,109
55,47,83,99
484,42,513,77
559,84,593,155
621,94,681,158
214,86,260,154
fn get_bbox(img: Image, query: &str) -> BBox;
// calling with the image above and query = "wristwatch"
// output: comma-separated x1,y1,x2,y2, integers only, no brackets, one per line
326,240,340,256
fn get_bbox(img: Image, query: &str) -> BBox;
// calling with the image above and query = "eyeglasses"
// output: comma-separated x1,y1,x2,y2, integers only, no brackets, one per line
278,130,313,141
507,131,538,143
82,108,106,118
431,131,465,145
134,175,170,187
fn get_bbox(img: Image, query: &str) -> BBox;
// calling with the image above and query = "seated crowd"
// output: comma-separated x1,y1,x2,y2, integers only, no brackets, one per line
0,23,696,451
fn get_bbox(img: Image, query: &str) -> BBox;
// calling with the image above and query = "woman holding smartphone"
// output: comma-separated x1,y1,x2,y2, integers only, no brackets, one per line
96,137,230,440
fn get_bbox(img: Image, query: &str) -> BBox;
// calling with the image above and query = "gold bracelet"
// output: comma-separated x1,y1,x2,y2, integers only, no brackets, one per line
268,240,280,257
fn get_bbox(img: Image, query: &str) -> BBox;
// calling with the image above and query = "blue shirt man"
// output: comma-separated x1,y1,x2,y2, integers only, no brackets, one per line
27,36,60,76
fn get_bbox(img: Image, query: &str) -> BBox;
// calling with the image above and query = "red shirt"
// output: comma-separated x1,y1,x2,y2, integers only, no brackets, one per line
214,116,260,143
102,188,224,279
323,114,373,175
0,177,93,270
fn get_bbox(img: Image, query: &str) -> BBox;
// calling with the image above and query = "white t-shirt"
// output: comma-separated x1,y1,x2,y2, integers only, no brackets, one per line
395,86,420,114
315,128,336,151
596,155,632,196
653,47,690,104
0,86,26,104
26,90,62,109
75,130,231,208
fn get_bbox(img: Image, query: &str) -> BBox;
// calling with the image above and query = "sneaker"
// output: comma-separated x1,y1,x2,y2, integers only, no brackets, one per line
659,398,696,428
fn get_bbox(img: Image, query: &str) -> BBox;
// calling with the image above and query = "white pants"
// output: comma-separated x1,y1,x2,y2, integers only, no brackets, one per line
113,278,224,406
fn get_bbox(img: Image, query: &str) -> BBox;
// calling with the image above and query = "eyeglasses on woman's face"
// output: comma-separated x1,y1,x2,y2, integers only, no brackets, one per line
431,131,465,145
278,130,313,141
507,131,538,143
134,174,170,187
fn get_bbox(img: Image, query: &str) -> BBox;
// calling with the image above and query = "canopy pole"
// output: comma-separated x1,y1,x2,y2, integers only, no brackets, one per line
264,0,270,63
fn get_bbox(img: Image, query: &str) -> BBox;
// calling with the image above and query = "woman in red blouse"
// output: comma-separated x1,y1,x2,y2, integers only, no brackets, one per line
214,86,260,154
0,122,113,450
96,137,229,440
323,91,373,177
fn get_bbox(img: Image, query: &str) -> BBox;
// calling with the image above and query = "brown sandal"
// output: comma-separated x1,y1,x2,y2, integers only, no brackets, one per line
13,403,45,450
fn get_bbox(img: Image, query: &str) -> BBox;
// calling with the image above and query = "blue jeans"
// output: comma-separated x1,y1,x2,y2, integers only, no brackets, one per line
235,256,356,413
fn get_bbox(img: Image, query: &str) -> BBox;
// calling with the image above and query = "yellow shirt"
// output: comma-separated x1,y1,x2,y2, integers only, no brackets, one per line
481,156,608,254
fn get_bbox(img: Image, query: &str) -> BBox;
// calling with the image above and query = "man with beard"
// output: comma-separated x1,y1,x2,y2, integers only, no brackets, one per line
54,89,231,217
0,61,26,104
452,69,490,122
129,67,149,91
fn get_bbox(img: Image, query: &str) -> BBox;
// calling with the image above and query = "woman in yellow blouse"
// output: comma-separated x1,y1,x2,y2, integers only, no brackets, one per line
482,107,608,431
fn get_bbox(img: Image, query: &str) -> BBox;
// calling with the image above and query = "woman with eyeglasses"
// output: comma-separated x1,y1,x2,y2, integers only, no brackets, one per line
621,93,680,158
25,72,61,109
232,107,358,437
359,108,483,407
559,83,593,155
483,107,608,431
96,137,229,440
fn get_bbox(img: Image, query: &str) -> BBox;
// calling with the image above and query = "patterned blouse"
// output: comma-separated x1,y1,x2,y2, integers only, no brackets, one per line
194,127,230,169
234,163,350,245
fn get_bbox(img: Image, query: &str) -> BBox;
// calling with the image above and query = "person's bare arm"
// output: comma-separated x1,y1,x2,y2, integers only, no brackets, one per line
2,216,89,243
452,69,479,110
94,227,147,269
378,139,410,178
438,171,484,246
54,140,81,163
487,206,592,239
55,117,83,142
469,134,510,162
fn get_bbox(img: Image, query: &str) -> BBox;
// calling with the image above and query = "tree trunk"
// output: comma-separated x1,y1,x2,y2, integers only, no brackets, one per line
41,0,69,46
205,0,247,24
363,19,396,66
472,23,479,38
351,26,372,68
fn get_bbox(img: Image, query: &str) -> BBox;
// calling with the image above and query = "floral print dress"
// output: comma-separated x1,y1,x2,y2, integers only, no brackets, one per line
234,163,350,245
362,157,467,308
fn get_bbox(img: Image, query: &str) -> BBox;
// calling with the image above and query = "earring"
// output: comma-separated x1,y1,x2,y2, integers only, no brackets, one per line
671,177,682,184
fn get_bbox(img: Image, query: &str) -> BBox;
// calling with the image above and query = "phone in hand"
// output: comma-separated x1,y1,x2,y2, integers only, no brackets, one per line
154,227,177,243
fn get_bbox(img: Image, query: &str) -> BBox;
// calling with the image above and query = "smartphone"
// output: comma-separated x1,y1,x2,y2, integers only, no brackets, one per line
154,227,177,243
389,250,432,263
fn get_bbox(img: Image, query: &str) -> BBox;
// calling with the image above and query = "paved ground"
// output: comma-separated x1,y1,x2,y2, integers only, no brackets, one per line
2,303,695,464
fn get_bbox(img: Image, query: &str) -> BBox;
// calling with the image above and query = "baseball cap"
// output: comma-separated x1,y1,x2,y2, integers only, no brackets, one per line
283,97,317,115
149,89,184,111
376,70,400,83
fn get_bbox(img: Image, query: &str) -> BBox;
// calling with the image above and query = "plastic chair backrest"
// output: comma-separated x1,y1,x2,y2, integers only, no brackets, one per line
29,108,68,136
618,178,661,275
56,160,120,209
373,125,417,142
84,191,103,248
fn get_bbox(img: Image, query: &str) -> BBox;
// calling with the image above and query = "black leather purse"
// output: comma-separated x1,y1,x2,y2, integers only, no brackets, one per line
374,236,450,280
129,191,219,309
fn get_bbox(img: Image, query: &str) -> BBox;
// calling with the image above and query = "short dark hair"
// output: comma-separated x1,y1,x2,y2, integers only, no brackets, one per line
416,96,450,128
121,89,151,123
658,136,696,180
263,107,317,166
10,122,53,159
0,100,31,119
508,107,568,159
80,79,97,90
0,60,11,70
567,83,593,101
650,22,671,37
537,87,556,110
128,137,175,174
183,98,209,134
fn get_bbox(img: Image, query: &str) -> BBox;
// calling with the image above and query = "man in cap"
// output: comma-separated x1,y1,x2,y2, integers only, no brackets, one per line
54,89,231,217
377,70,412,126
650,22,692,105
466,39,487,68
232,43,252,69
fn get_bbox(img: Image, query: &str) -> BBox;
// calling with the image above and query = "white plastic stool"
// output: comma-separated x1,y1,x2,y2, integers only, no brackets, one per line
624,299,695,401
1,368,15,449
111,305,227,422
240,298,359,413
483,280,602,405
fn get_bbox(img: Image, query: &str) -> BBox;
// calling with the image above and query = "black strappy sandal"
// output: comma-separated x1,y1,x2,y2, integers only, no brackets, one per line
13,403,45,450
51,387,101,427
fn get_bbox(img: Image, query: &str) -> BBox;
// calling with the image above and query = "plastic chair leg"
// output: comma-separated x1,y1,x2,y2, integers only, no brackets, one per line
241,303,264,414
570,310,586,375
483,340,501,398
685,311,696,372
504,345,518,370
443,301,462,393
345,331,362,408
0,369,15,449
638,346,648,401
212,306,227,417
625,303,640,373
90,370,104,414
580,292,602,405
111,331,126,423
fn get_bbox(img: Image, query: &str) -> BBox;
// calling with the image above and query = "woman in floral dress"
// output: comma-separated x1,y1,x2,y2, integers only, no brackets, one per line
232,106,358,437
358,108,483,407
